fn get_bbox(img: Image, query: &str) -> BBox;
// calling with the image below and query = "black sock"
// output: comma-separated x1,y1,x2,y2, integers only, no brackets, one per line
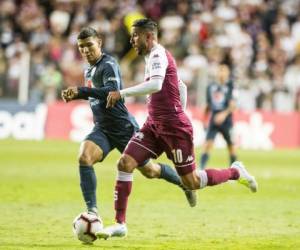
200,153,209,169
159,163,182,186
230,154,237,165
79,165,97,212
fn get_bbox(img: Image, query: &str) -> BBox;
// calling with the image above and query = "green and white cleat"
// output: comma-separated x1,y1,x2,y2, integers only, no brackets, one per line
96,223,127,240
231,161,258,192
184,190,197,207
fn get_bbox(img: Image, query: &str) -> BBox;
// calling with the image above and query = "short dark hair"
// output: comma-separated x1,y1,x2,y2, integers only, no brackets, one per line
132,18,158,34
77,27,100,40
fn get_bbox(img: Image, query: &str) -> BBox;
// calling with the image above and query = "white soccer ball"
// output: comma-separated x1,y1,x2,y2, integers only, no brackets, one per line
72,212,103,244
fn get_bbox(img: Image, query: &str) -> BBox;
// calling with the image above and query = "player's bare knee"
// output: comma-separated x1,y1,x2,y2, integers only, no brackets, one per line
78,152,94,166
117,157,130,173
138,167,156,179
117,155,136,173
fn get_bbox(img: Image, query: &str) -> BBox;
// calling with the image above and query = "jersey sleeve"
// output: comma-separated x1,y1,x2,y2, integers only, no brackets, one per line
148,51,168,80
102,62,121,89
178,80,187,110
78,61,120,99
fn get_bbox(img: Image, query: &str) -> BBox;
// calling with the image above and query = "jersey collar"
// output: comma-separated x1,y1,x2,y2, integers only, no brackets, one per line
88,53,105,68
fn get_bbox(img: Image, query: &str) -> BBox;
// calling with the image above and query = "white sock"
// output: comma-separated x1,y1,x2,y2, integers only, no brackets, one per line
117,170,133,181
197,170,208,189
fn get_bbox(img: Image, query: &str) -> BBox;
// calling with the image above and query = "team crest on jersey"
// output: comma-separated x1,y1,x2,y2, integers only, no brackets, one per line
134,132,144,141
212,91,225,103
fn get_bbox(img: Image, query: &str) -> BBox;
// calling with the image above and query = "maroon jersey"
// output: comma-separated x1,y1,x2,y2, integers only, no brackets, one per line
123,44,196,176
145,44,192,132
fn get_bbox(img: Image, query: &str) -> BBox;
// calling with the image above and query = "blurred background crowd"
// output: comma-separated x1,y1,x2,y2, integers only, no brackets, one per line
1,0,300,111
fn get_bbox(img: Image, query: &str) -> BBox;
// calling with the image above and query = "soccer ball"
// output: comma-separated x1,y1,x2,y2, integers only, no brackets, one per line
72,212,103,244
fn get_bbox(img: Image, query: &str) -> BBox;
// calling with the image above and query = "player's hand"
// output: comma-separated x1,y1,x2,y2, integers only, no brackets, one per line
106,91,121,108
214,111,227,125
61,87,78,102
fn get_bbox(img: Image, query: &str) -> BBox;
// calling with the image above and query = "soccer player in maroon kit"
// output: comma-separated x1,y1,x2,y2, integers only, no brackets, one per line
96,18,258,239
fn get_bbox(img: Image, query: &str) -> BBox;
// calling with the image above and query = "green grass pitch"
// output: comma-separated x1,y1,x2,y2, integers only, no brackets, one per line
0,139,299,250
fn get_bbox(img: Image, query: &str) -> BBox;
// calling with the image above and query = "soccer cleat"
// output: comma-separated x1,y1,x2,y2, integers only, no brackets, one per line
96,223,127,240
184,190,197,207
231,161,258,192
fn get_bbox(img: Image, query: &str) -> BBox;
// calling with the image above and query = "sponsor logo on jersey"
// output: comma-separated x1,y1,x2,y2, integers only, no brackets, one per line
152,62,161,70
153,54,159,58
186,155,194,162
134,131,144,141
107,77,119,82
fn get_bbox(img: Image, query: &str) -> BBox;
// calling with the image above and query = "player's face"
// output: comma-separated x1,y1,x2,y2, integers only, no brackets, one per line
217,65,230,84
77,36,102,65
130,27,148,55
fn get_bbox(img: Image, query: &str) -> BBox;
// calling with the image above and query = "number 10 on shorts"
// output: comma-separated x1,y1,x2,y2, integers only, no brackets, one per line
172,149,183,163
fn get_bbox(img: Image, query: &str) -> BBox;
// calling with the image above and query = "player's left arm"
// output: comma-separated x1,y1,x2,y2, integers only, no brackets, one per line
62,64,120,102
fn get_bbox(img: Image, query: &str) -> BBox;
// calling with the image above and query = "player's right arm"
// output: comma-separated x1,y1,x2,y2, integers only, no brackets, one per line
106,49,168,107
61,87,79,102
77,62,120,100
62,62,121,102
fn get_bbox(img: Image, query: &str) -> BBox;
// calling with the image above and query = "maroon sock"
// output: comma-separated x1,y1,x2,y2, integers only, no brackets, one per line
114,180,132,223
205,168,239,186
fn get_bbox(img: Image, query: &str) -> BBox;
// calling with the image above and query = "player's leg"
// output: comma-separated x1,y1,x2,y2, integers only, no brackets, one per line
137,162,197,207
165,128,244,191
79,127,111,215
114,154,138,224
96,154,141,239
180,162,257,192
180,167,240,190
97,125,160,239
221,125,237,165
78,140,103,215
200,125,217,169
113,124,192,201
200,139,214,169
115,125,196,206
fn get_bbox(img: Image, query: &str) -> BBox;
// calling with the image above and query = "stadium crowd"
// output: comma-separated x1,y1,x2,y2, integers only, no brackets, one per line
1,0,300,111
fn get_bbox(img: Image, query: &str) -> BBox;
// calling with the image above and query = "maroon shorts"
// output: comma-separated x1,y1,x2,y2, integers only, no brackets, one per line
124,121,196,176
